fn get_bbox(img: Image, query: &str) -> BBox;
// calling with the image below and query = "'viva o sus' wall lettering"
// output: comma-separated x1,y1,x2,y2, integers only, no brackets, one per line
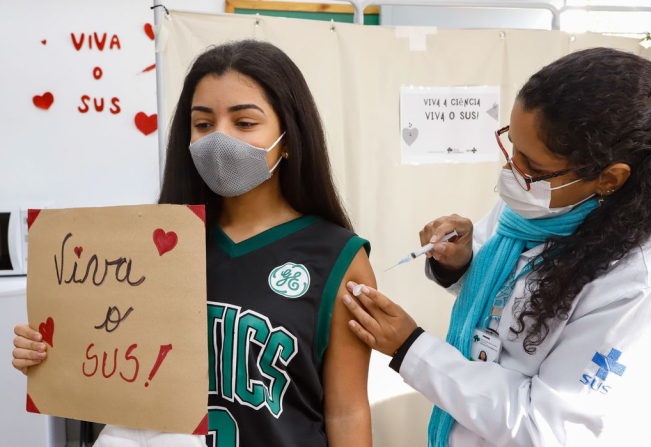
71,32,122,114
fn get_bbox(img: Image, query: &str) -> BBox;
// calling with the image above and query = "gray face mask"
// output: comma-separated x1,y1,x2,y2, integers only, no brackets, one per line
189,131,285,197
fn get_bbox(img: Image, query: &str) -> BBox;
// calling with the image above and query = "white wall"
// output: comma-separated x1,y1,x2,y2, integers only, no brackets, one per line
0,0,159,209
380,0,564,28
166,0,225,14
381,5,554,29
0,0,225,210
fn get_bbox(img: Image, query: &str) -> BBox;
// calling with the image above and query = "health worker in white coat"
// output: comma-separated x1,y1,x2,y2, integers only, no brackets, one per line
342,47,651,446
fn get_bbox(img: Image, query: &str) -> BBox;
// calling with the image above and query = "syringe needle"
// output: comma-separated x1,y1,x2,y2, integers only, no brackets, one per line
385,229,459,273
384,263,400,272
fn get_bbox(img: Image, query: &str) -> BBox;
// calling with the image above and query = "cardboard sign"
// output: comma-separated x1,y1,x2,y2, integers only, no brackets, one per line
25,205,208,434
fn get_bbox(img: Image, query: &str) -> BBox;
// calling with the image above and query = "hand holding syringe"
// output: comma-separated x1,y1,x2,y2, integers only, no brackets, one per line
385,230,459,272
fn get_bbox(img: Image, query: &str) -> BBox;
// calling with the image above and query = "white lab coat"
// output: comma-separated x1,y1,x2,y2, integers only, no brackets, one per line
400,199,651,446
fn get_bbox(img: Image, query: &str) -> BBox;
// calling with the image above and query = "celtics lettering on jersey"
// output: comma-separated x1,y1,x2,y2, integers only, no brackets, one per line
207,302,299,418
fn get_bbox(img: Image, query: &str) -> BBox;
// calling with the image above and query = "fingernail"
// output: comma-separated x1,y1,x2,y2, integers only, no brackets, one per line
34,334,42,341
38,344,45,351
431,235,438,243
346,281,356,291
362,286,370,295
348,321,356,328
343,295,351,305
38,352,46,358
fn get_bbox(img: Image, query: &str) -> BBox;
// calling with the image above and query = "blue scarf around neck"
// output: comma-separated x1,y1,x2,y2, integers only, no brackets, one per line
428,199,599,447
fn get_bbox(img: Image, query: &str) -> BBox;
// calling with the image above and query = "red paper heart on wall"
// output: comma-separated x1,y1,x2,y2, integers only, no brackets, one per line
153,229,178,256
39,317,55,348
134,112,157,136
41,40,47,45
33,93,54,110
144,23,155,40
141,63,156,74
74,246,83,258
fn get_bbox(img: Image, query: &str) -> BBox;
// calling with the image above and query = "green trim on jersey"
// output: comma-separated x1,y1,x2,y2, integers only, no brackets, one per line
316,235,371,364
213,215,321,258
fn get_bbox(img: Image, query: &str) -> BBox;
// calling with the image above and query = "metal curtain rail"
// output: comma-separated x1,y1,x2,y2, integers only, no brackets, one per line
153,0,168,182
348,1,651,29
563,5,651,13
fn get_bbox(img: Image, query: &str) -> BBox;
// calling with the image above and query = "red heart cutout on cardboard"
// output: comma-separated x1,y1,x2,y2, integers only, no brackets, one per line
153,229,178,256
134,112,157,136
39,317,55,348
41,40,47,45
74,246,83,258
144,23,155,40
33,92,54,110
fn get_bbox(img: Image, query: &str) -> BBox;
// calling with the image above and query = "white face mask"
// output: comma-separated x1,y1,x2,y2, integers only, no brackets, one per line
497,169,593,219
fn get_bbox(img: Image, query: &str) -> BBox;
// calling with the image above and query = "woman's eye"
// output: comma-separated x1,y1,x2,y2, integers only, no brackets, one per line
194,122,212,130
236,121,257,129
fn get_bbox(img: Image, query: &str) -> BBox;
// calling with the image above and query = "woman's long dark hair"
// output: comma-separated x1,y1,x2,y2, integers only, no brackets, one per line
158,40,353,231
512,48,651,353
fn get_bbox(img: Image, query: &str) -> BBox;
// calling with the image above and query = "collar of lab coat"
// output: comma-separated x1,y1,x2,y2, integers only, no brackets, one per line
521,244,545,259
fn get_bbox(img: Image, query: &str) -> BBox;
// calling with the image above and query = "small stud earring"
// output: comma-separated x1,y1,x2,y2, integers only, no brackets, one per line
598,193,605,206
282,152,289,159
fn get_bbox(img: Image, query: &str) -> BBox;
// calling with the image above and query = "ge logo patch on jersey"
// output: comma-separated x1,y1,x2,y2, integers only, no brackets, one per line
580,348,627,395
269,263,311,298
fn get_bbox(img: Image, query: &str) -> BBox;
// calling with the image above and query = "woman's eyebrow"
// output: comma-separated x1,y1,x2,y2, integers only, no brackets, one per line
190,105,213,114
228,104,265,115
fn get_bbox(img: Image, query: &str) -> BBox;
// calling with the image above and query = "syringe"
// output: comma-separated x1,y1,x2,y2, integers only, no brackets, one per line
385,230,459,272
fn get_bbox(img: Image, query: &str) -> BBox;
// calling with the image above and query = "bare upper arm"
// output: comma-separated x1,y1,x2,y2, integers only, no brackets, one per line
323,247,377,415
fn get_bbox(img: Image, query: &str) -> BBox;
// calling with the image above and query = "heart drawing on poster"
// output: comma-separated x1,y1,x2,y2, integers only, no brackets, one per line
402,127,419,146
486,103,499,121
33,93,54,110
153,229,178,256
74,246,83,258
134,112,158,136
39,317,55,348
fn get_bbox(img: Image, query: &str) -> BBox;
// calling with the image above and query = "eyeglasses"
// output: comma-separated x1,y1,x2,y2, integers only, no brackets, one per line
495,125,586,191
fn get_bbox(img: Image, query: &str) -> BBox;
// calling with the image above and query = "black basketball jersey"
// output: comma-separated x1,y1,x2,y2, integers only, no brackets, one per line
204,216,370,447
